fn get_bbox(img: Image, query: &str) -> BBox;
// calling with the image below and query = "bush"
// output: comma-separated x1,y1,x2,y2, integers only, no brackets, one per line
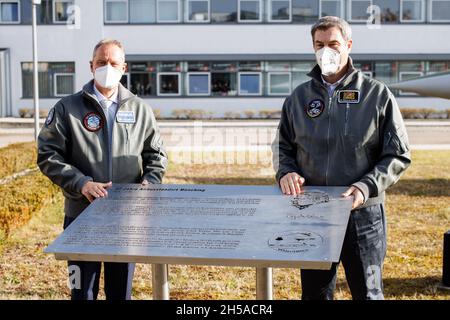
400,108,444,119
243,110,256,119
0,171,60,238
152,108,161,119
224,111,241,119
18,108,48,118
172,109,188,119
0,143,37,180
259,109,281,119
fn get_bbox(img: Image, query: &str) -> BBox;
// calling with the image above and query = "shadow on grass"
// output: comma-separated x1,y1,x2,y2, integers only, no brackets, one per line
383,276,450,297
388,179,450,197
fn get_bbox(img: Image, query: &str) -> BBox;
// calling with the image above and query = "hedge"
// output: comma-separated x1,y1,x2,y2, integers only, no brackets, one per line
0,171,60,238
0,142,37,180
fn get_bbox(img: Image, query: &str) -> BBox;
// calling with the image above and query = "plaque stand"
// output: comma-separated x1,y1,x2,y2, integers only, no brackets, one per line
152,264,169,300
256,267,273,300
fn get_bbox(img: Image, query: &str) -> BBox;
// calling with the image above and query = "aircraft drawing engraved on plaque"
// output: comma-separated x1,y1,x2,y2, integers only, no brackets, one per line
290,191,330,211
268,231,323,253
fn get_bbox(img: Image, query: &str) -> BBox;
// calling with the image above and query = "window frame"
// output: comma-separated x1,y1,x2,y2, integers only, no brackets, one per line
319,0,344,18
0,0,21,24
268,0,292,23
267,71,292,96
429,0,450,22
187,72,211,96
157,72,182,96
400,0,425,23
104,0,129,23
238,0,263,23
53,0,74,24
53,72,75,97
186,0,210,23
238,72,262,96
157,0,181,23
347,0,373,23
398,71,424,96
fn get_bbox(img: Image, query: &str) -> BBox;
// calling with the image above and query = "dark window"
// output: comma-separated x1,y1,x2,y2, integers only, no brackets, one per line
22,62,75,98
211,0,237,23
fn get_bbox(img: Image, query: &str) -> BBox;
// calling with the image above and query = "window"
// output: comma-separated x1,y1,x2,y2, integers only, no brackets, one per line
157,0,180,22
238,0,262,22
105,0,128,23
158,73,181,96
239,72,262,95
348,0,372,22
211,0,237,23
269,0,292,22
129,62,157,96
54,73,75,97
120,73,131,89
430,0,450,22
291,62,314,89
400,0,424,22
187,0,210,22
22,62,75,98
130,0,156,23
319,0,343,18
373,0,400,23
427,61,450,74
374,61,397,86
0,0,20,23
292,0,318,23
399,71,423,95
268,72,291,95
211,62,237,96
187,73,211,95
53,0,74,23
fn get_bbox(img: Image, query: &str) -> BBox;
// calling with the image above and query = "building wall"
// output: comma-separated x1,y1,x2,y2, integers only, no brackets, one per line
1,0,450,117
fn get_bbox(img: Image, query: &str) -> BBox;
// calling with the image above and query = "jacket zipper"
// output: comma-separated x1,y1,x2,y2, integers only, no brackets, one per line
344,103,350,136
125,125,130,154
326,94,333,186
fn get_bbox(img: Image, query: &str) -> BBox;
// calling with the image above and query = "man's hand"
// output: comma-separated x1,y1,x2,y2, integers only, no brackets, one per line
81,181,112,203
279,172,305,196
141,179,149,186
342,186,364,210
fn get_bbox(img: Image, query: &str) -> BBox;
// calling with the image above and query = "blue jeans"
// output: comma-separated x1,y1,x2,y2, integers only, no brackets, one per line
63,216,135,300
301,203,387,300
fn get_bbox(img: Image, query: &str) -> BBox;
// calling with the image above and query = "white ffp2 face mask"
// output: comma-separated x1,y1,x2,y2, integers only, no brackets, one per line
94,64,124,89
315,47,341,76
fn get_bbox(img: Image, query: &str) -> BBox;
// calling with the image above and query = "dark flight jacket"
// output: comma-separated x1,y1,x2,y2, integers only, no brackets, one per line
38,80,168,217
273,57,411,208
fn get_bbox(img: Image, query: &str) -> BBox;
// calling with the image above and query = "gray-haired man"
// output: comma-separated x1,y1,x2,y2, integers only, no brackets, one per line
273,17,411,300
38,39,168,300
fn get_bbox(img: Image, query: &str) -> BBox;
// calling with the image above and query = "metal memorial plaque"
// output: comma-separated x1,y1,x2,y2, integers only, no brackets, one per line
45,184,352,270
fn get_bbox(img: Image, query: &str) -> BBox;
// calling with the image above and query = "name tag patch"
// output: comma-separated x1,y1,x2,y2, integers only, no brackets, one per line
116,111,136,124
338,90,360,104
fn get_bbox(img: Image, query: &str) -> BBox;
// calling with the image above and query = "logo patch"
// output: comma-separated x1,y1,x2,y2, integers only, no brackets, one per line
116,111,136,124
338,90,360,104
45,108,55,126
306,99,325,118
83,112,103,132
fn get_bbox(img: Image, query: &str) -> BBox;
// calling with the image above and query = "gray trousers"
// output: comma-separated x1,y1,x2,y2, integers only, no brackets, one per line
301,203,387,300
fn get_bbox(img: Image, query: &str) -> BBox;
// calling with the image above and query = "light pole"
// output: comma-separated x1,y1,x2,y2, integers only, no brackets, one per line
32,0,41,141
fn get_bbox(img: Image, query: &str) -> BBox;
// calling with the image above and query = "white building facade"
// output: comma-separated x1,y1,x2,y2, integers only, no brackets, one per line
1,0,450,117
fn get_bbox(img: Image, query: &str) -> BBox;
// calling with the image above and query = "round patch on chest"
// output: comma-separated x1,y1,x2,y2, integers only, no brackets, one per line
83,112,103,132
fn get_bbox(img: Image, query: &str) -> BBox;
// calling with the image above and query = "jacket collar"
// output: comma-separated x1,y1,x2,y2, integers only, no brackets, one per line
308,56,359,89
82,80,135,105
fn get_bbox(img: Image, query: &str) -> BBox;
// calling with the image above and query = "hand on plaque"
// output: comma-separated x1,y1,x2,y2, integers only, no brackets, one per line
279,172,305,196
341,186,364,210
81,181,112,203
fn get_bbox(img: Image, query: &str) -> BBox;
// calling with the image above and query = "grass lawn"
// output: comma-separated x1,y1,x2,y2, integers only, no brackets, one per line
0,150,449,300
